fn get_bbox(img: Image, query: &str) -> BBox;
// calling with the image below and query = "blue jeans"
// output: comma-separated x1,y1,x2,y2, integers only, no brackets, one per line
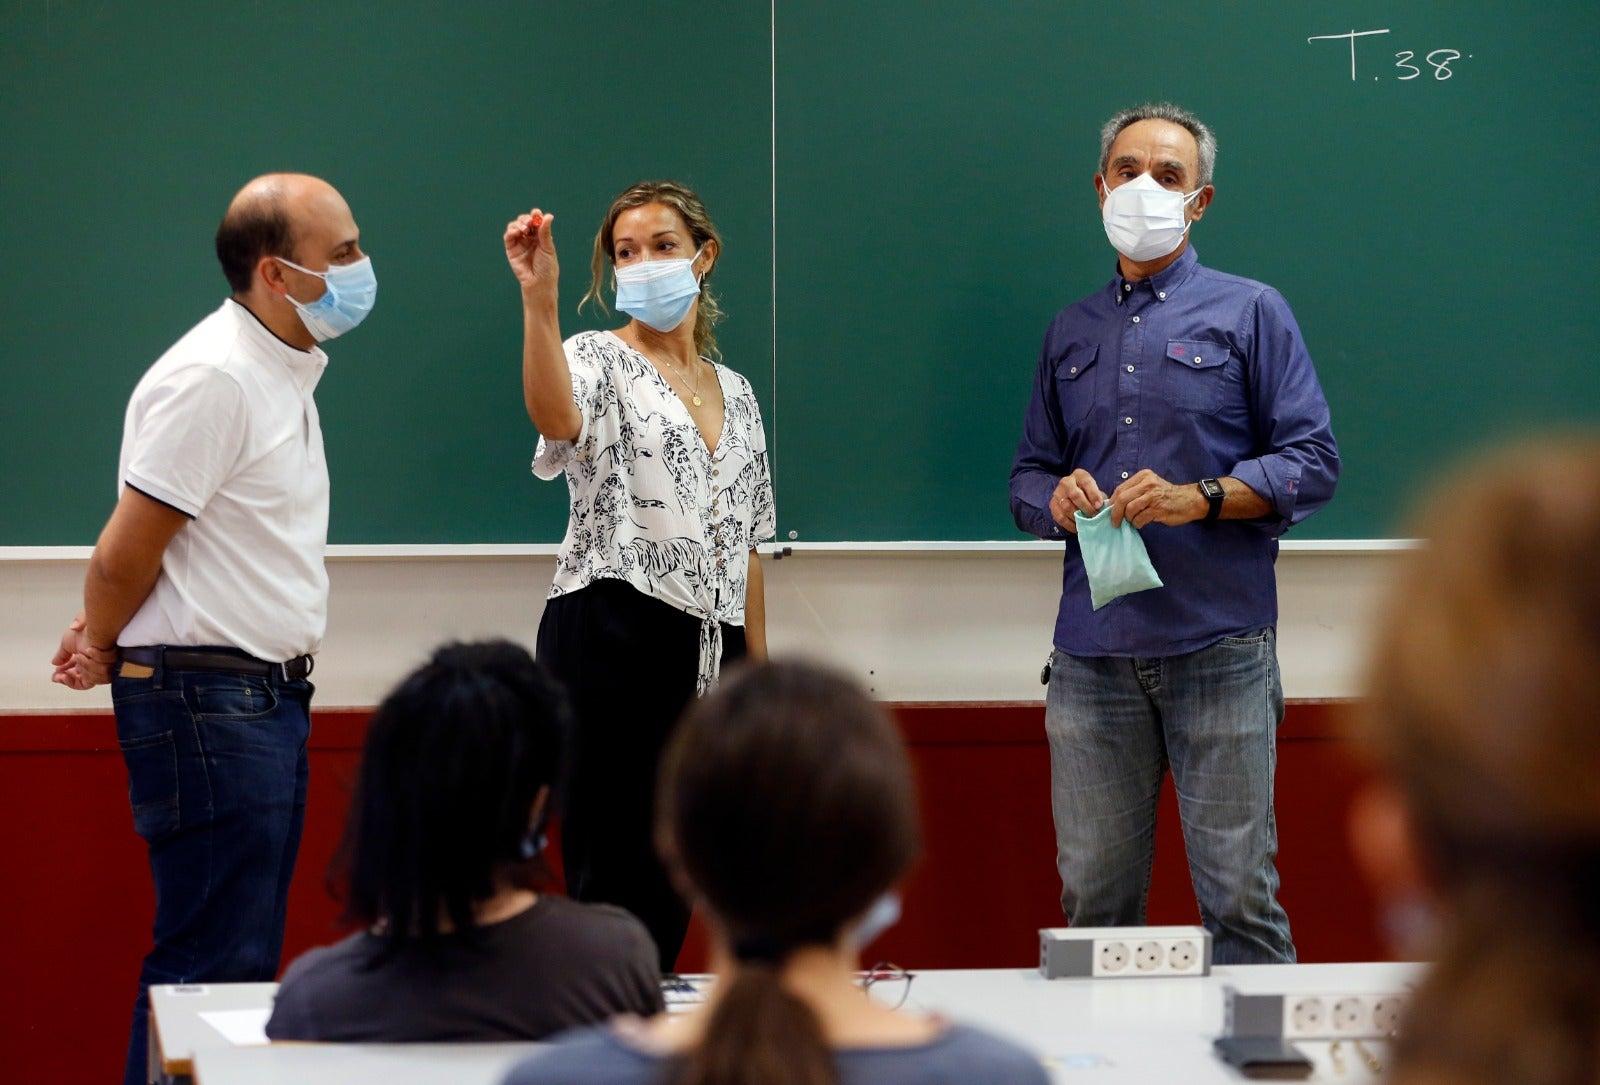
1043,628,1294,964
112,652,311,1085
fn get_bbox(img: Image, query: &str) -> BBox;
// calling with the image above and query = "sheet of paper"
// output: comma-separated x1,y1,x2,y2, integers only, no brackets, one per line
198,1008,272,1046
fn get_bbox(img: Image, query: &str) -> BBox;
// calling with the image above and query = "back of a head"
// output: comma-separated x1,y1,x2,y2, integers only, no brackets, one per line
337,639,570,942
1361,438,1600,1085
658,660,921,1085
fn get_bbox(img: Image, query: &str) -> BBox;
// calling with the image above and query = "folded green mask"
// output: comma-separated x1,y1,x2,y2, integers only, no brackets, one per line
1074,505,1164,610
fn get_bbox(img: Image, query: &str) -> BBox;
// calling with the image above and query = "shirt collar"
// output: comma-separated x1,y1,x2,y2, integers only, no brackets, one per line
225,298,328,391
1112,244,1200,305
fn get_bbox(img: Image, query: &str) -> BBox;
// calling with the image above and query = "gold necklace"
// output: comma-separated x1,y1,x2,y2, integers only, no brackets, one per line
661,354,706,407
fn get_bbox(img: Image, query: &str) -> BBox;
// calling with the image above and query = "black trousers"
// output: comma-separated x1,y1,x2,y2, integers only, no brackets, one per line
537,578,747,972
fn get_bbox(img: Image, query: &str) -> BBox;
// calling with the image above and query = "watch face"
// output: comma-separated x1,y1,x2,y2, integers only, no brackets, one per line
1201,479,1224,499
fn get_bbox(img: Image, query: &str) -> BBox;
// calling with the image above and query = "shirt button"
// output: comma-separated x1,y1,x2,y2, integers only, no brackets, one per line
1121,471,1130,479
1131,316,1140,324
1194,356,1203,364
1069,366,1077,374
1126,365,1134,373
1123,284,1132,292
1158,291,1166,300
1123,417,1133,425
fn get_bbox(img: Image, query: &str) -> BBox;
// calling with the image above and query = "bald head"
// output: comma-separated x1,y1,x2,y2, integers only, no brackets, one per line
215,173,353,294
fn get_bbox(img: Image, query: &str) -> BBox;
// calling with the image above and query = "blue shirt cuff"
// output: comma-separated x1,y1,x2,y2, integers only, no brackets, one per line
1229,458,1296,534
1013,473,1067,539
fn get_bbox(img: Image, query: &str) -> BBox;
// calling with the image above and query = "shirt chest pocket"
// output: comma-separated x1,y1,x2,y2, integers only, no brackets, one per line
1161,340,1233,414
1053,346,1099,423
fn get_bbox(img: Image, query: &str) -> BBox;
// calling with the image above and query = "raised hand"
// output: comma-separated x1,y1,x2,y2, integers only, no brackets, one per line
504,208,559,294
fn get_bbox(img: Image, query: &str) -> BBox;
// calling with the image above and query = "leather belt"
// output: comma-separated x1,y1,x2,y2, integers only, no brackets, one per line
120,646,315,682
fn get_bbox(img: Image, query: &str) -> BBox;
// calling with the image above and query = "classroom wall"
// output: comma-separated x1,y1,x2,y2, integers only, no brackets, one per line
2,546,1394,709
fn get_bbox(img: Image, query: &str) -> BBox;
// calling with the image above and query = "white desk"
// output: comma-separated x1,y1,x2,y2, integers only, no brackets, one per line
193,1043,543,1085
147,983,279,1084
907,962,1422,1083
156,962,1425,1084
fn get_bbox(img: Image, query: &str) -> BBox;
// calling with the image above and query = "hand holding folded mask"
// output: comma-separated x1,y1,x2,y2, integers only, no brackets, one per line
1074,504,1164,610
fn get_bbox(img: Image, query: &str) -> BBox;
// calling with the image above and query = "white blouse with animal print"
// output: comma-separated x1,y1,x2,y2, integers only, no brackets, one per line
533,330,776,692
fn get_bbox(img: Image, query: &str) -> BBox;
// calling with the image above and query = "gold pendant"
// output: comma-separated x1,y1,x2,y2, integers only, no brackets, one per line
692,395,703,407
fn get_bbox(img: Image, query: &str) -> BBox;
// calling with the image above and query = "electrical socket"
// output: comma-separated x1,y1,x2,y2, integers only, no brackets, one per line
1224,986,1410,1040
1039,925,1212,979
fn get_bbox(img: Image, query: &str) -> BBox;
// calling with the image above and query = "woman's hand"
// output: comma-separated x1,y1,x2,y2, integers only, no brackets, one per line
510,207,580,438
504,209,559,294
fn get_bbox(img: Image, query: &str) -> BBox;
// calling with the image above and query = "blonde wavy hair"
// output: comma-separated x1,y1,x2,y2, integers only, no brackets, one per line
582,179,726,360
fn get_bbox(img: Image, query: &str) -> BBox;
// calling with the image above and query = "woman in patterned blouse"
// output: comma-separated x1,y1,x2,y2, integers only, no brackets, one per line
504,181,776,973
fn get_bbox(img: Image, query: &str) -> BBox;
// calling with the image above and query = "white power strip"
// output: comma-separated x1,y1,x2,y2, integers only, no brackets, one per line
1039,925,1212,979
1224,986,1409,1040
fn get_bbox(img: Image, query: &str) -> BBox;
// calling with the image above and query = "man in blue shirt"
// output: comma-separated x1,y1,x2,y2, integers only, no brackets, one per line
1010,103,1339,963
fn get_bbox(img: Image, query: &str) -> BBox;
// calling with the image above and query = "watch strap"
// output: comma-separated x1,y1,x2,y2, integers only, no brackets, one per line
1199,478,1224,524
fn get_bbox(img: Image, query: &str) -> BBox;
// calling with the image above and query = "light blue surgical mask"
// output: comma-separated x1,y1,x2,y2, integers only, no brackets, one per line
1074,503,1165,610
614,247,704,333
275,254,377,341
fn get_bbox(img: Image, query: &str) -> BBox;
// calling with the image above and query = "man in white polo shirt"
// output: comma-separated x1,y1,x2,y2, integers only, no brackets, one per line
50,173,375,1085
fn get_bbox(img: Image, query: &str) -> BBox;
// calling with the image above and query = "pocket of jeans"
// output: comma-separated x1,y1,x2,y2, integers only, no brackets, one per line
184,676,280,722
119,731,180,841
1219,628,1272,648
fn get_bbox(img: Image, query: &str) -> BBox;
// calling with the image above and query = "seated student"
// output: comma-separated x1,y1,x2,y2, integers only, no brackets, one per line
1351,439,1600,1085
504,659,1048,1085
266,640,663,1042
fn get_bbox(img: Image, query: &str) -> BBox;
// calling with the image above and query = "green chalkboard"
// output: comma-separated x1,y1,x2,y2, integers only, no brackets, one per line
4,2,1598,545
772,1,1600,541
0,0,772,546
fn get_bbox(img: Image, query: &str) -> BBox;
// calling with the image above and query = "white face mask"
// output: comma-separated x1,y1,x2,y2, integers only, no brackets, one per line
1099,173,1203,262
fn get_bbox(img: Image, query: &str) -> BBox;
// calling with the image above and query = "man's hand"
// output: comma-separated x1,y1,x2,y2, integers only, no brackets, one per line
54,486,187,691
51,612,117,690
1049,469,1108,534
1110,469,1208,528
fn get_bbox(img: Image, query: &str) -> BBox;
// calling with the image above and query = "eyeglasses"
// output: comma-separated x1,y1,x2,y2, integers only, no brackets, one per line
856,962,915,1009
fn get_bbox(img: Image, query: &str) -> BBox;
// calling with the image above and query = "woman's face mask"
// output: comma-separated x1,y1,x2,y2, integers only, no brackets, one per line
614,247,704,333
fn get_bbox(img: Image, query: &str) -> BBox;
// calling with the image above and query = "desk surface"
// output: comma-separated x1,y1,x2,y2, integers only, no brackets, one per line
149,983,279,1077
157,961,1424,1084
193,1043,544,1085
907,963,1421,1083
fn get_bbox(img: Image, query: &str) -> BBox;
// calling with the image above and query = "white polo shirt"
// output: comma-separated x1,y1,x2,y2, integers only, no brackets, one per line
116,299,331,662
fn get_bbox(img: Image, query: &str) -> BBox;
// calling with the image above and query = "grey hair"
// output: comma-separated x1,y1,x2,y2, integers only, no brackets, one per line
1098,102,1217,189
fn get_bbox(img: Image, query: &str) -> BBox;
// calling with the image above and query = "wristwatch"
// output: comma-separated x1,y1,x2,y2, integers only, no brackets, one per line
1198,477,1225,523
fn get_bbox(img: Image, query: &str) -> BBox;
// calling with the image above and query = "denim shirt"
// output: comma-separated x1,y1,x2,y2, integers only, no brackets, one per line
1010,246,1339,657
